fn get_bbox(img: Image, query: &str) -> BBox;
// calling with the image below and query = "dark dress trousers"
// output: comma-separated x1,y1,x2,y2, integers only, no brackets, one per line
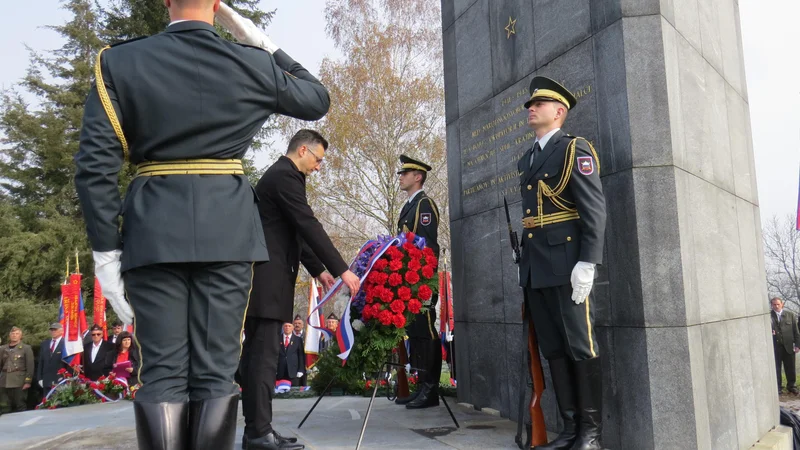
37,339,70,390
397,191,442,384
518,130,606,361
74,21,330,404
772,310,800,390
82,341,115,381
241,155,349,439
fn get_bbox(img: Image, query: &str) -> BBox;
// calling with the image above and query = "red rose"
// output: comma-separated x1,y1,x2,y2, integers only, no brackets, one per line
373,258,389,271
408,299,422,314
392,314,406,328
406,232,416,241
408,258,422,271
390,300,405,314
388,273,403,287
389,259,403,272
418,285,433,301
98,376,106,381
57,368,67,375
397,286,412,301
376,272,389,285
363,307,374,320
380,289,394,303
404,270,420,285
101,398,107,403
409,248,423,260
423,247,435,258
367,271,381,284
386,246,403,260
421,265,435,279
426,256,438,268
403,242,416,252
378,310,393,326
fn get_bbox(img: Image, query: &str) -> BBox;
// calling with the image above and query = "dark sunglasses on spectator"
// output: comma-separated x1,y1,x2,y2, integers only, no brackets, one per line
92,333,102,336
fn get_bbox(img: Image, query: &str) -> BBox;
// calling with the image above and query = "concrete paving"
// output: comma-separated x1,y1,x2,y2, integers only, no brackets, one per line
0,396,527,449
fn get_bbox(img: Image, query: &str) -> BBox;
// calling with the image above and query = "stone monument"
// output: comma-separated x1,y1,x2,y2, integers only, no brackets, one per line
442,0,790,448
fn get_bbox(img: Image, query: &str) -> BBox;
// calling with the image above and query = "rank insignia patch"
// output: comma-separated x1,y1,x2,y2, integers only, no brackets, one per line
577,156,594,175
420,213,432,226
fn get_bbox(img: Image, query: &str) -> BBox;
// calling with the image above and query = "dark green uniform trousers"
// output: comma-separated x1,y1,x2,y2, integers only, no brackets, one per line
525,284,599,361
0,387,26,413
124,262,252,403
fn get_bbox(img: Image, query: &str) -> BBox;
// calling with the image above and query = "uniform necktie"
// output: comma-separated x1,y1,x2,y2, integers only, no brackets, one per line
50,339,56,353
529,141,542,168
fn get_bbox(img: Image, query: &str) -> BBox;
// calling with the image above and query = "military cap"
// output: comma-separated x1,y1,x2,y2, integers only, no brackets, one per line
49,322,63,330
524,76,577,110
294,315,303,321
327,313,339,320
397,155,432,174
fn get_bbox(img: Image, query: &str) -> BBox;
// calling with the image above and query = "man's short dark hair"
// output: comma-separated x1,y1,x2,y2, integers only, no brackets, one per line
415,170,427,186
112,320,123,327
287,129,328,154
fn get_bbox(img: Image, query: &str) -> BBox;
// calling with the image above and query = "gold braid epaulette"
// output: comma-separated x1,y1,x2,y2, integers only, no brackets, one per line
536,137,601,226
94,46,128,160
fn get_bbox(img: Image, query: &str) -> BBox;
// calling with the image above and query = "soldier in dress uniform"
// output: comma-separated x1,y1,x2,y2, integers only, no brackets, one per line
73,1,330,448
516,76,607,450
394,155,442,409
0,327,34,414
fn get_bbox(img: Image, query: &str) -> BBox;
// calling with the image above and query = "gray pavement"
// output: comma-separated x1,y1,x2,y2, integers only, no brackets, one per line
0,396,527,449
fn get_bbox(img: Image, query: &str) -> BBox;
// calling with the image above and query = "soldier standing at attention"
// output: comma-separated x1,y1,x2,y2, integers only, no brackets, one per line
516,77,607,450
394,155,442,409
0,327,34,415
74,1,330,448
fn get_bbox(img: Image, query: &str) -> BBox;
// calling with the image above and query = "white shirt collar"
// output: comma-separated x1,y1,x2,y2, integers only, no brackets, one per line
406,189,423,204
168,19,189,26
535,127,561,151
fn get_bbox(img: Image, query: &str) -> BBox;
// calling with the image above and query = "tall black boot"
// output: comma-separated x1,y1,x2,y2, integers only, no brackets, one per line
570,356,603,450
533,358,578,450
188,394,239,450
133,401,189,450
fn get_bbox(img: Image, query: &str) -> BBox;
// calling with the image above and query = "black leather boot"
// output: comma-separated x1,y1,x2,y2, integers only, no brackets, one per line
570,357,603,450
395,386,421,405
533,358,578,450
405,382,439,409
188,394,239,450
133,401,189,450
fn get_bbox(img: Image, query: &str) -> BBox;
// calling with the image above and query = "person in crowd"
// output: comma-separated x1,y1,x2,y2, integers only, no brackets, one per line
771,297,800,394
81,325,114,381
0,327,34,414
37,323,70,390
111,331,140,386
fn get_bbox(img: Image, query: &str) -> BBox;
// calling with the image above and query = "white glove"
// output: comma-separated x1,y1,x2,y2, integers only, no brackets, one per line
445,331,453,342
570,261,595,304
405,363,411,373
296,372,304,378
511,249,519,264
94,250,134,325
39,380,43,388
216,3,279,54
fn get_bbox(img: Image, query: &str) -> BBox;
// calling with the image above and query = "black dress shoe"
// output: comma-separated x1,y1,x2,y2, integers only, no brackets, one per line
395,388,421,405
247,432,304,449
244,430,298,448
406,382,439,409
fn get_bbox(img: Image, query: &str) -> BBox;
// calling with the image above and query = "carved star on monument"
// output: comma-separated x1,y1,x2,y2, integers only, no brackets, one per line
505,16,517,40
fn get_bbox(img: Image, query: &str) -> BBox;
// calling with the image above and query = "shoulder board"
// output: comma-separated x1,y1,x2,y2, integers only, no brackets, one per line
110,35,149,48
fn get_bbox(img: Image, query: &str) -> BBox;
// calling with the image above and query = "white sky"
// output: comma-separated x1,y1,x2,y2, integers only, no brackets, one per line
2,0,798,224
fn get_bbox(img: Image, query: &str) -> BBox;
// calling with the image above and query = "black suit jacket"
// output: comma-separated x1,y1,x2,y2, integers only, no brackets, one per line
249,156,349,322
517,130,606,289
277,334,305,379
82,341,115,381
37,339,70,388
772,310,800,354
74,21,330,271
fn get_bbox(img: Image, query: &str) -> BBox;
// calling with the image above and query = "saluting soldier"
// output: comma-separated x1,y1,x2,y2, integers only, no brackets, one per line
74,1,330,448
394,155,442,409
0,327,34,415
516,76,606,450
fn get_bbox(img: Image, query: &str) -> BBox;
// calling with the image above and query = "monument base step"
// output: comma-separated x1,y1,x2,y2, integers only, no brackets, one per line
751,425,792,450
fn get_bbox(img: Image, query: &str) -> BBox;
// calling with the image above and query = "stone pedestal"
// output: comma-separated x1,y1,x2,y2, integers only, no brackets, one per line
442,1,785,448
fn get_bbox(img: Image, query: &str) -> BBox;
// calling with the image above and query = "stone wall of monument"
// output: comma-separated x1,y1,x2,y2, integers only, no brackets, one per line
443,0,778,448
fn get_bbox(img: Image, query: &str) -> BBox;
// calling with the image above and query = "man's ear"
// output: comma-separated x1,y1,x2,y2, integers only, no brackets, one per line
213,0,221,13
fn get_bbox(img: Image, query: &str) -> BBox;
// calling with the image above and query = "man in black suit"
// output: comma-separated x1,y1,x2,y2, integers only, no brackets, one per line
37,323,70,390
240,130,360,450
393,155,442,409
80,325,114,381
277,323,305,386
107,320,123,345
516,77,607,450
771,297,800,393
73,1,331,448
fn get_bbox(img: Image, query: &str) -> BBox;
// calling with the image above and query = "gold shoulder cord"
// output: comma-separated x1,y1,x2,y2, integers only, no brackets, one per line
94,46,129,160
536,138,601,225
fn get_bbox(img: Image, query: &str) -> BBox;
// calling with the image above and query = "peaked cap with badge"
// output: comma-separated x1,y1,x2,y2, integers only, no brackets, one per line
397,155,433,174
524,76,578,110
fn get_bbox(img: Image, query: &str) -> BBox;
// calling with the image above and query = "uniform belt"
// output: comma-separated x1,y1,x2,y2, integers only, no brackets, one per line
522,210,580,229
135,159,245,177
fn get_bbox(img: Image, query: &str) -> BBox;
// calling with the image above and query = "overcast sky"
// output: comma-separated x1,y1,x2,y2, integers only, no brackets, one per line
2,0,798,225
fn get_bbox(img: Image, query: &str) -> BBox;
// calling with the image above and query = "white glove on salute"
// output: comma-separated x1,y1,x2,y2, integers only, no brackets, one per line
215,3,279,54
296,372,304,378
94,250,134,325
570,261,595,304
